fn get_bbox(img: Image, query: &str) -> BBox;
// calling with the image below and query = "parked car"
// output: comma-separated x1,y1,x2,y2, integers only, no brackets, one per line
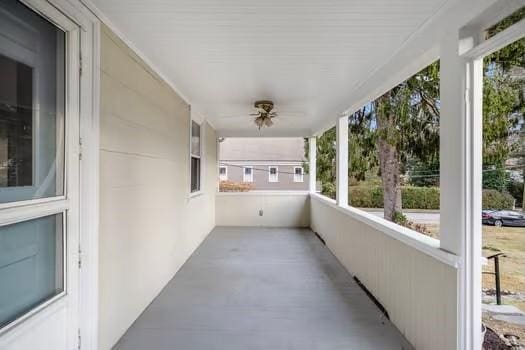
481,210,496,225
482,210,525,227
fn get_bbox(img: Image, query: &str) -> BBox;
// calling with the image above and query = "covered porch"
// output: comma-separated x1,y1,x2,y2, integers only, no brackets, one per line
115,226,413,350
0,0,523,350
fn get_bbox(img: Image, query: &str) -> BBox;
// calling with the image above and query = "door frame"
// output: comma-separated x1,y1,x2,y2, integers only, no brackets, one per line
0,0,100,349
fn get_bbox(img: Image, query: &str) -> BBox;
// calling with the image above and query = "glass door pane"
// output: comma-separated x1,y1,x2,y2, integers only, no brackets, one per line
0,0,65,204
0,213,64,328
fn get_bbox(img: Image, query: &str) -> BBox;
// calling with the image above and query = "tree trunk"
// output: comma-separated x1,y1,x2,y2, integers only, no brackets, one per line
376,95,402,221
522,166,525,210
378,139,402,220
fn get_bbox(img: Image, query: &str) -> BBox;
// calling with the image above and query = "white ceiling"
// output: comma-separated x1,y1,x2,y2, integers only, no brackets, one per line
91,0,455,136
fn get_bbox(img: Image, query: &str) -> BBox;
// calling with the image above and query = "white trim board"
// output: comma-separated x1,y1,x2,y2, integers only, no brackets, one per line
220,161,304,166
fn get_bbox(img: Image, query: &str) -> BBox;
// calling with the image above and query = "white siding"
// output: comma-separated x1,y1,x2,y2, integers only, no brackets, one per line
310,195,458,350
216,192,309,227
98,25,216,350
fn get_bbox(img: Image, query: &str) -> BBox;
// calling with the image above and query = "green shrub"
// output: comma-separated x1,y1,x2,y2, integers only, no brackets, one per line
346,186,515,210
349,186,383,207
482,167,510,192
392,210,433,236
482,189,515,210
402,186,440,209
507,180,524,208
349,185,440,209
321,182,336,199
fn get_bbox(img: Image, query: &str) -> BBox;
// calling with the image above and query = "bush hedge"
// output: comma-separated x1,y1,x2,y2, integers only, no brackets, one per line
346,185,515,210
219,181,253,192
482,189,515,210
321,182,336,199
349,186,383,208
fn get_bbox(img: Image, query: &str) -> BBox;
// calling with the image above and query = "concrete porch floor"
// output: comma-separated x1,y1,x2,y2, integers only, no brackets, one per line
114,227,413,350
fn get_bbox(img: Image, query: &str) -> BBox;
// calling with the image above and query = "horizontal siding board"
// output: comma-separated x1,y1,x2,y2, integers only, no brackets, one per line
311,197,457,350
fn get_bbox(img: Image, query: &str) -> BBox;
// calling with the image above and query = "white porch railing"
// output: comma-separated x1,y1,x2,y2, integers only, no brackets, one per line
216,191,460,350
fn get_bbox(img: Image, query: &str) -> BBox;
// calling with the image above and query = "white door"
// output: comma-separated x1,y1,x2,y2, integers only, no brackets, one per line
0,0,81,349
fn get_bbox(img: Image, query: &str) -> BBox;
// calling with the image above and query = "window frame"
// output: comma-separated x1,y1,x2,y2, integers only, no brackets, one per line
268,166,278,183
0,2,67,210
218,166,228,181
189,118,203,195
243,166,253,183
293,166,304,183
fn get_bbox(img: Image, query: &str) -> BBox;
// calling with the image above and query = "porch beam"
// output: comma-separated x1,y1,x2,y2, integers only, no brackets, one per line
309,137,317,193
336,115,349,207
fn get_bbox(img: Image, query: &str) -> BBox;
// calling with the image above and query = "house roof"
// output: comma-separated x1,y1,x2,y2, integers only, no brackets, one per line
220,138,306,161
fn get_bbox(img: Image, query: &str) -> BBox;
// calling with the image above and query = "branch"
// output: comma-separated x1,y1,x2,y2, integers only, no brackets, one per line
419,91,440,118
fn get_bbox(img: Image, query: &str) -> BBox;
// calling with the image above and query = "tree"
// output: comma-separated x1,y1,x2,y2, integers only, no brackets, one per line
304,105,378,199
484,9,525,208
372,62,440,220
306,127,337,197
348,105,378,182
309,12,525,218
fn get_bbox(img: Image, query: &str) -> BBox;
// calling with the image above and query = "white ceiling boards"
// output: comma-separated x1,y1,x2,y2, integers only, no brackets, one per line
90,0,484,136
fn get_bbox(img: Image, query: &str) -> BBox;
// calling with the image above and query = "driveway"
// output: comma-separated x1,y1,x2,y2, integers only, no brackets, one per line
363,209,440,225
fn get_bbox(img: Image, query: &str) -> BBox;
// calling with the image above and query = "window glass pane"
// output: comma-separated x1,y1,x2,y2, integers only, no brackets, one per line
295,167,302,175
270,167,277,175
0,0,65,204
244,167,252,175
191,121,200,156
0,213,64,328
191,157,200,192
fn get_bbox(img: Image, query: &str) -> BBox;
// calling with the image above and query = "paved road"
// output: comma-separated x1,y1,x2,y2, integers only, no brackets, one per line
364,209,440,224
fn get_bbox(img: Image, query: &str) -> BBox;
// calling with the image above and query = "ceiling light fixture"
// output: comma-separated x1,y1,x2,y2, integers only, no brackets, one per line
251,100,277,130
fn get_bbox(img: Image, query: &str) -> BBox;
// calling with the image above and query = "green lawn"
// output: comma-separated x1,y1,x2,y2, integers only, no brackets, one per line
427,224,525,307
427,223,525,342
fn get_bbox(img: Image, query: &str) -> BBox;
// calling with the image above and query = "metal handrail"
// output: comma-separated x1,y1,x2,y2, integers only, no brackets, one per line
483,253,506,305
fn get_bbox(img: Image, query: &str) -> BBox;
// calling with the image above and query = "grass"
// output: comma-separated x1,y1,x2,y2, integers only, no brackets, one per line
427,223,525,342
427,224,525,307
481,225,525,310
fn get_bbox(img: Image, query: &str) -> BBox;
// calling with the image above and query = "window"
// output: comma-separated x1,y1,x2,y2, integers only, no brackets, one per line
0,6,65,203
219,166,227,181
190,120,201,192
0,0,70,332
0,214,64,328
294,167,304,182
243,166,253,182
268,166,278,182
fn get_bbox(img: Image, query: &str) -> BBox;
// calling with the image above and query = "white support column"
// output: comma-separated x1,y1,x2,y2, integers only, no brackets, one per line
336,115,348,207
308,137,317,193
440,30,481,350
440,34,468,255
